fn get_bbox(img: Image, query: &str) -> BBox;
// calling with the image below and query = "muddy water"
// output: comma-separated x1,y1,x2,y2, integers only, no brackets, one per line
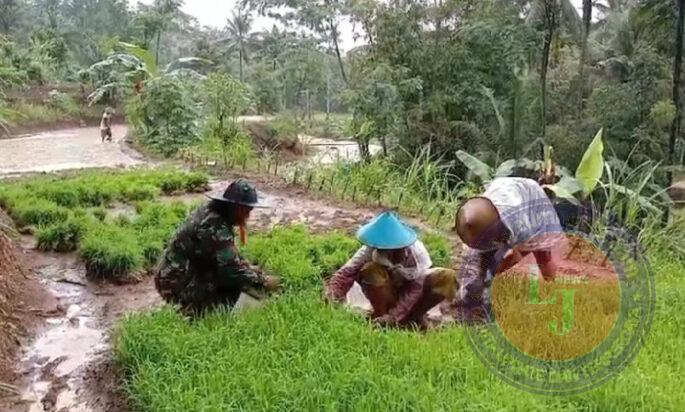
13,235,161,412
17,246,108,412
0,125,142,176
299,135,382,165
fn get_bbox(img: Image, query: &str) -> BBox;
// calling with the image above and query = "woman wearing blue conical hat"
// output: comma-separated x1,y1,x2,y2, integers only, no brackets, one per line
325,211,458,329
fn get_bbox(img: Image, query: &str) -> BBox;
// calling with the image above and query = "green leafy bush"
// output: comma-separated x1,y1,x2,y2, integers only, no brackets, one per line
127,76,201,157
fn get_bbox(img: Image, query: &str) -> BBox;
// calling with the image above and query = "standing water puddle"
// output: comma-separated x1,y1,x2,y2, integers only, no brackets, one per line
18,250,108,412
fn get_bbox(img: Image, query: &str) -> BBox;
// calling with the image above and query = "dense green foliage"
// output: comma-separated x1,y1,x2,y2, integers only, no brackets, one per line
0,169,208,278
117,226,685,411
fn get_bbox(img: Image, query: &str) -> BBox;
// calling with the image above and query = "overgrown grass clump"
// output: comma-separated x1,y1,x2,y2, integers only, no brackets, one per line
0,169,209,278
117,226,685,411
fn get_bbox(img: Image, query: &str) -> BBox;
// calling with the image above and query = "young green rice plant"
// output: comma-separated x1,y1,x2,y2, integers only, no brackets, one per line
137,228,168,267
119,184,160,202
80,224,144,279
183,172,210,192
90,207,108,222
159,173,188,195
9,197,69,228
421,231,453,267
36,215,93,252
116,249,685,411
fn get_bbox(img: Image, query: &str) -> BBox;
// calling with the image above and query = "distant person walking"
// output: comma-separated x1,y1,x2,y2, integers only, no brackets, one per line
100,107,114,142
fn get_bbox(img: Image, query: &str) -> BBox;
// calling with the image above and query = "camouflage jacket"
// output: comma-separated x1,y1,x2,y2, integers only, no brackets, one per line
160,204,265,295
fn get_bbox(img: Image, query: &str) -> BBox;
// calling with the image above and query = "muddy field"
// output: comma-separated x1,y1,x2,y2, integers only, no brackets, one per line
0,125,408,411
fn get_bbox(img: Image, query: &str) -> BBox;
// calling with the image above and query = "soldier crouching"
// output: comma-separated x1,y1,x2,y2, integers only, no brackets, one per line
155,179,280,316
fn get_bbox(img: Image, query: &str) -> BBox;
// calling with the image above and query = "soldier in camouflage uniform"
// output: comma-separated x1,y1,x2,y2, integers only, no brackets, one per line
155,179,280,315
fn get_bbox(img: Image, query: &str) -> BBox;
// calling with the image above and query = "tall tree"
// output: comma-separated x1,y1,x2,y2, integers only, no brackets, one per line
577,0,592,115
154,0,183,64
526,0,581,138
242,0,349,85
540,0,557,138
225,8,253,82
669,0,685,196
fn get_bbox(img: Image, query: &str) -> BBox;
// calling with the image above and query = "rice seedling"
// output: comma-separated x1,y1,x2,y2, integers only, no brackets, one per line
36,215,93,252
81,224,144,279
116,226,685,412
0,169,208,279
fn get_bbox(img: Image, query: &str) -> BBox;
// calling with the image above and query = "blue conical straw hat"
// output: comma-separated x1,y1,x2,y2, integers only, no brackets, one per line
357,211,417,249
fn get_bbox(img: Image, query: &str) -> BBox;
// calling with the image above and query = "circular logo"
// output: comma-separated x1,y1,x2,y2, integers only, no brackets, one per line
458,199,655,395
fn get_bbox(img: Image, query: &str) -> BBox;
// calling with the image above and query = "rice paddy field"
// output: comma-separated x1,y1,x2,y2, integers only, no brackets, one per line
1,169,683,411
116,227,685,411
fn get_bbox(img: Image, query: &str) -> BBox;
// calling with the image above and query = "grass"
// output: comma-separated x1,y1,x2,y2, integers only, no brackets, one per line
0,169,209,279
4,100,104,128
116,224,685,411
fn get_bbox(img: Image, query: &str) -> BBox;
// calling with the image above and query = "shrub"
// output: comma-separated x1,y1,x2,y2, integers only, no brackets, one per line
80,225,144,279
127,76,201,157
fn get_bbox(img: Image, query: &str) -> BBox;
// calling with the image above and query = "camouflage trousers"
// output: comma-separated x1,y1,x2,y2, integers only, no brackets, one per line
155,263,242,316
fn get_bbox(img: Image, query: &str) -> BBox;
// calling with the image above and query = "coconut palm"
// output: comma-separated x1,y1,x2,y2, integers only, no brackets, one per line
225,8,254,82
524,0,582,137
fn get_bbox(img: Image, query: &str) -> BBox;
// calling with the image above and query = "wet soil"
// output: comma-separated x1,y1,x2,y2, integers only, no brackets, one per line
0,125,459,412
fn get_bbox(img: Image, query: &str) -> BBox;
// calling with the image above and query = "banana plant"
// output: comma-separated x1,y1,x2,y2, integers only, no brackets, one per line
543,128,605,204
84,42,213,105
455,151,545,184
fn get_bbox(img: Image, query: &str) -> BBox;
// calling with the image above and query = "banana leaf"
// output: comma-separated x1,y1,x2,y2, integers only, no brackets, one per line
456,150,494,183
576,128,605,196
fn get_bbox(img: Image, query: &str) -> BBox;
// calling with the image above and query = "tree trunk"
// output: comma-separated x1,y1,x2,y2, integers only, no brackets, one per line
239,49,244,82
155,30,161,65
540,0,557,139
577,0,592,116
329,21,348,85
667,0,685,222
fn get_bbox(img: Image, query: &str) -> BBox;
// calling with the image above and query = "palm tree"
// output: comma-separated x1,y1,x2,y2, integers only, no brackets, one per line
525,0,582,137
577,0,592,115
225,8,253,82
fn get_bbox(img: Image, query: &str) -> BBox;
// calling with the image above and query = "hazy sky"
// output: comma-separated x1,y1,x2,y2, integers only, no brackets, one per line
129,0,586,53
